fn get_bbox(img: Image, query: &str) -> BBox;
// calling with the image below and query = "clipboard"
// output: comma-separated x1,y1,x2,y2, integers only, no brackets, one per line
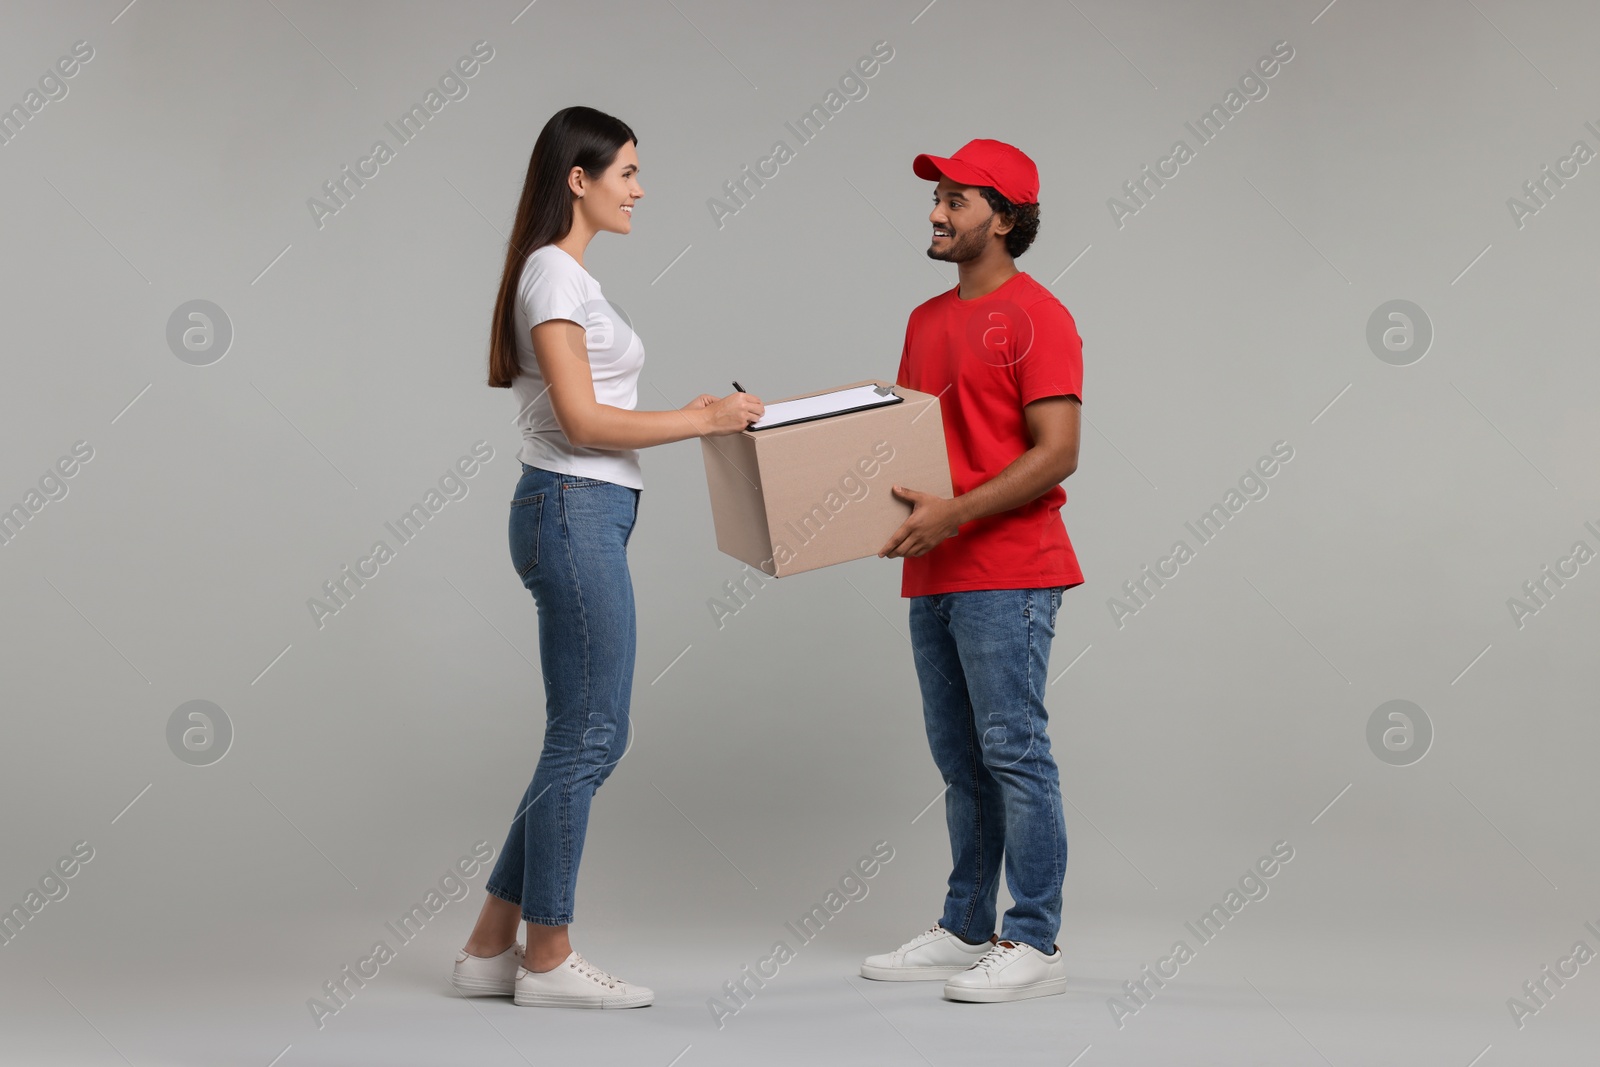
747,383,902,431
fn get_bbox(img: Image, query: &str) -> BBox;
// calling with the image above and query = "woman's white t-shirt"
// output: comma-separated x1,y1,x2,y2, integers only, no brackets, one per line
511,245,646,490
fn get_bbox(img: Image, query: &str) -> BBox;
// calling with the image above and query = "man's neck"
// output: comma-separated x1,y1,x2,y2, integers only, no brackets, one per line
955,250,1020,301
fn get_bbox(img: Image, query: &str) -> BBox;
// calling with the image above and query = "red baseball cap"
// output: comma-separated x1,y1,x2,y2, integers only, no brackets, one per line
913,138,1039,205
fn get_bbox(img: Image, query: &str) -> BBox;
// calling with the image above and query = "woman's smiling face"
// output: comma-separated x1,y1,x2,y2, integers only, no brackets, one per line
574,140,643,236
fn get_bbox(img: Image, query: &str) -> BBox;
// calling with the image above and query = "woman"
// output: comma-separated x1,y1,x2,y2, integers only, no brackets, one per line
450,106,763,1009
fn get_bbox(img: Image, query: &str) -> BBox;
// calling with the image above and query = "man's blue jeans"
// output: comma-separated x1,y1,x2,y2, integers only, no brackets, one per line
485,464,639,926
909,587,1069,954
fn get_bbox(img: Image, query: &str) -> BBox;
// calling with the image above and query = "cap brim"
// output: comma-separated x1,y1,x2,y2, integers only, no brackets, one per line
912,153,988,189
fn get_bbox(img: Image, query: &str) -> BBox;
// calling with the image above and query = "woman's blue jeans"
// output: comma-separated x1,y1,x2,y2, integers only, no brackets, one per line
909,587,1069,954
484,464,640,925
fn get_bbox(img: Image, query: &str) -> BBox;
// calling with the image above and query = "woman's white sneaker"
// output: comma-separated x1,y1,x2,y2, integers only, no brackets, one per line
450,942,524,996
860,925,996,981
943,940,1067,1002
514,951,653,1008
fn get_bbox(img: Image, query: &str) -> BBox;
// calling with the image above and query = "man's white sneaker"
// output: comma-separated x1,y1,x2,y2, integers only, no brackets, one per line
450,942,524,996
943,940,1067,1002
860,925,996,982
514,951,653,1008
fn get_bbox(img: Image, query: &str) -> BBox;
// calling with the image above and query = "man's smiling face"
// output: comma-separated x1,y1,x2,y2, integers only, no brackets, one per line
927,178,1000,263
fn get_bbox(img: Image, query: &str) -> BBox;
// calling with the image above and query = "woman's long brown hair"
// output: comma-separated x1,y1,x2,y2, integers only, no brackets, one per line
486,106,638,388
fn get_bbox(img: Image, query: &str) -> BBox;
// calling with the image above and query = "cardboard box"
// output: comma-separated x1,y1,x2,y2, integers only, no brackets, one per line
700,379,953,577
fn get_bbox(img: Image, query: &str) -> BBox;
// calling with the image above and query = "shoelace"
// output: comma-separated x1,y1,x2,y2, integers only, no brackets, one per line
974,942,1025,972
905,925,947,950
568,952,621,989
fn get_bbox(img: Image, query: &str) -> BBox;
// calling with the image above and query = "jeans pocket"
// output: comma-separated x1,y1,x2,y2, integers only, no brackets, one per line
560,476,609,489
623,490,640,549
1022,587,1063,627
509,493,544,577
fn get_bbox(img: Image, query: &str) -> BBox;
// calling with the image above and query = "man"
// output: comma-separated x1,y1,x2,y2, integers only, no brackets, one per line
862,139,1084,1003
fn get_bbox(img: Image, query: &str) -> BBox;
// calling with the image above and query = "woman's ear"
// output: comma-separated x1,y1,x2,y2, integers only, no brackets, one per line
567,165,586,199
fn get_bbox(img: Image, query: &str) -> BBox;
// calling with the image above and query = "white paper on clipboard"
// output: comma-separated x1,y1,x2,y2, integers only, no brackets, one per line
748,384,902,431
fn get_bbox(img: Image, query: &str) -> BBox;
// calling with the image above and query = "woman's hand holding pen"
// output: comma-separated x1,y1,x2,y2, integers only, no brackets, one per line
681,390,764,436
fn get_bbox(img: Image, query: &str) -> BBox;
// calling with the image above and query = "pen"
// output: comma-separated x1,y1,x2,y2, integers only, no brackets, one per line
732,380,759,430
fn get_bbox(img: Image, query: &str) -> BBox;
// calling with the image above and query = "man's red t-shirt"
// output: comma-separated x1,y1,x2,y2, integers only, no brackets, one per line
895,271,1085,598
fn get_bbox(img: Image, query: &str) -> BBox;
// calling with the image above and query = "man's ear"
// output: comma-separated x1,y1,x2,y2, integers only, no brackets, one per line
991,208,1015,237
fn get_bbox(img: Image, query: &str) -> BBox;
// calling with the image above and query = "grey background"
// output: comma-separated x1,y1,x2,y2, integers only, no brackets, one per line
2,0,1597,1064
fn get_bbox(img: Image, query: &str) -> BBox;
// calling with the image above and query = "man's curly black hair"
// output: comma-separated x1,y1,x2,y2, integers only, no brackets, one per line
976,186,1040,258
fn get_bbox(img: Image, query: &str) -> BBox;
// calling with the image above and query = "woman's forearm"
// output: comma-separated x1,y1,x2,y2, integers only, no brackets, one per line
563,402,709,451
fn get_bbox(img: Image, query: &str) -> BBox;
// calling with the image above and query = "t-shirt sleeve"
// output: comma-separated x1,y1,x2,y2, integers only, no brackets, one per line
894,316,914,388
518,254,589,329
1016,298,1083,406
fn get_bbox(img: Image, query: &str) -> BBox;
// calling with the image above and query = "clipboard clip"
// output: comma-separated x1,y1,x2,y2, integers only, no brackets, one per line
871,384,896,397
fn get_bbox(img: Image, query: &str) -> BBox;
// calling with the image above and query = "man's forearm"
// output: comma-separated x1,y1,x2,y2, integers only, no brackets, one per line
951,445,1075,526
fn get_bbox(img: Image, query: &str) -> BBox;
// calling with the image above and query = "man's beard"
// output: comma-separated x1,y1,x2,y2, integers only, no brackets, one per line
927,218,990,262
